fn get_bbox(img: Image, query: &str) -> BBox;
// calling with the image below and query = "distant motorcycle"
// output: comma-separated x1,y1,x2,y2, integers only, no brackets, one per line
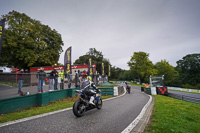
125,82,131,94
73,87,102,117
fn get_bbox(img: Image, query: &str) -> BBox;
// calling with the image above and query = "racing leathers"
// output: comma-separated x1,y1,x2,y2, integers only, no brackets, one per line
81,79,99,105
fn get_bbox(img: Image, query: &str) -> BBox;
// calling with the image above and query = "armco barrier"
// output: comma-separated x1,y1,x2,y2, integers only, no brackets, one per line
168,93,200,104
99,87,114,96
0,94,38,114
0,87,113,114
145,88,151,95
0,88,77,114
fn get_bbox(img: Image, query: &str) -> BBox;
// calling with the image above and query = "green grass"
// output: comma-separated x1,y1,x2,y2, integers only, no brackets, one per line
0,81,18,87
0,95,112,123
145,95,200,133
168,89,200,95
129,82,145,87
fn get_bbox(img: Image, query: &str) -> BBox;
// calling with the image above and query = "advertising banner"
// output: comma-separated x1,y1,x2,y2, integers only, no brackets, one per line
0,18,6,57
101,61,104,76
64,47,72,74
108,64,111,77
88,56,93,76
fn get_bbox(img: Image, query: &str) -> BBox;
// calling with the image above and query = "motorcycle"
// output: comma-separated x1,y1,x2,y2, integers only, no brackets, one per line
125,82,131,94
126,85,131,94
73,88,103,117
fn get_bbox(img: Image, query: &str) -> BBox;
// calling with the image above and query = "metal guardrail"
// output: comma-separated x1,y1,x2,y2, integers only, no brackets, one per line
168,93,200,104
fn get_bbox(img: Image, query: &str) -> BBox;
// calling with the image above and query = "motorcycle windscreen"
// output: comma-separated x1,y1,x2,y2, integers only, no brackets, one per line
81,80,90,89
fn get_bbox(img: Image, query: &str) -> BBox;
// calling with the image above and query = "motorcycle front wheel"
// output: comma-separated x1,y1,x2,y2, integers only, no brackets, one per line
73,100,85,117
96,99,103,109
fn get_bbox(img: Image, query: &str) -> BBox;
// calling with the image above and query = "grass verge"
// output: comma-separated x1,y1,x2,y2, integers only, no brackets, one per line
0,95,112,123
144,95,200,133
129,82,145,87
0,81,18,87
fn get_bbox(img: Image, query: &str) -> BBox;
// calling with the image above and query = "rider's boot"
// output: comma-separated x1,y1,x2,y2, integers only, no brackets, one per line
89,96,95,105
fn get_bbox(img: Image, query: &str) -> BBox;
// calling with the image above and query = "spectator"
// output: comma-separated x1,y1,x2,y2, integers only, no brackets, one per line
18,69,24,94
78,70,82,82
49,70,54,91
96,73,100,85
75,70,78,87
58,70,64,89
78,70,81,77
36,67,46,93
52,68,58,90
81,70,87,81
66,73,72,88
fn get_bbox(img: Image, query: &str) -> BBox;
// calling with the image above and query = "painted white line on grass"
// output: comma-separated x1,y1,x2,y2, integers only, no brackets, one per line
0,86,126,128
121,94,152,133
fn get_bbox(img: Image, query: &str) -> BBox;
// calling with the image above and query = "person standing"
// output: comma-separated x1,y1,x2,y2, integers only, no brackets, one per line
18,69,24,94
81,70,87,81
49,70,54,91
75,70,78,87
58,70,64,89
52,68,58,90
78,70,82,85
36,67,46,93
96,73,99,85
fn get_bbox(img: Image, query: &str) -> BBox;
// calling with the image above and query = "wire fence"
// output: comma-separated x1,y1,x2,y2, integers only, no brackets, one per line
0,73,108,87
168,92,200,104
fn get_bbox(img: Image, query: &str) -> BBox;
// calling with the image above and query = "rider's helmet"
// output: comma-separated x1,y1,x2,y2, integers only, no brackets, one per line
86,75,92,81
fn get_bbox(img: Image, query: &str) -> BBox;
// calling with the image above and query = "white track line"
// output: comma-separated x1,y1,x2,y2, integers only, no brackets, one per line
121,94,152,133
0,87,126,128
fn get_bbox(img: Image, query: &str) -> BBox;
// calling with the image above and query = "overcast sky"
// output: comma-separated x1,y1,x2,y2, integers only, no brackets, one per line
1,0,200,70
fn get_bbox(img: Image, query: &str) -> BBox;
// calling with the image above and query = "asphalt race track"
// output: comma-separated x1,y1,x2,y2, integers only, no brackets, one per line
0,85,150,133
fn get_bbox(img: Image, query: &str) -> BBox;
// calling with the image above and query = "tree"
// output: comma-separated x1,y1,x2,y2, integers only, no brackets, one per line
110,66,124,80
176,53,200,87
118,70,132,81
74,48,110,75
128,52,157,83
0,11,63,69
155,60,179,86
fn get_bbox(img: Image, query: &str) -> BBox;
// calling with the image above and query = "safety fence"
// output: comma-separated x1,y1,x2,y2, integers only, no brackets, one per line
0,73,108,87
168,93,200,104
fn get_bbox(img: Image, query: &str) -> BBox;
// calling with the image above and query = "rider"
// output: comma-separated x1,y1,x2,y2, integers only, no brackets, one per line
81,75,99,105
125,81,131,91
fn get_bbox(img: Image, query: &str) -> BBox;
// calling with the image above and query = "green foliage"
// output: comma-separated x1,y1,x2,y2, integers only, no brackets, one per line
74,48,110,75
118,70,132,80
110,66,124,80
1,10,63,69
155,60,179,86
129,81,145,87
176,53,200,87
181,83,200,90
128,52,157,83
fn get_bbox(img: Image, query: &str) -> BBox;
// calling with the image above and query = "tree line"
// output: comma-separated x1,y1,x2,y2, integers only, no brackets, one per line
1,11,199,89
119,52,200,89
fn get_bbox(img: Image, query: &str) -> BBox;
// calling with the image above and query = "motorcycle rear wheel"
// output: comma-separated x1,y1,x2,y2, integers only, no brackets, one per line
73,100,85,117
